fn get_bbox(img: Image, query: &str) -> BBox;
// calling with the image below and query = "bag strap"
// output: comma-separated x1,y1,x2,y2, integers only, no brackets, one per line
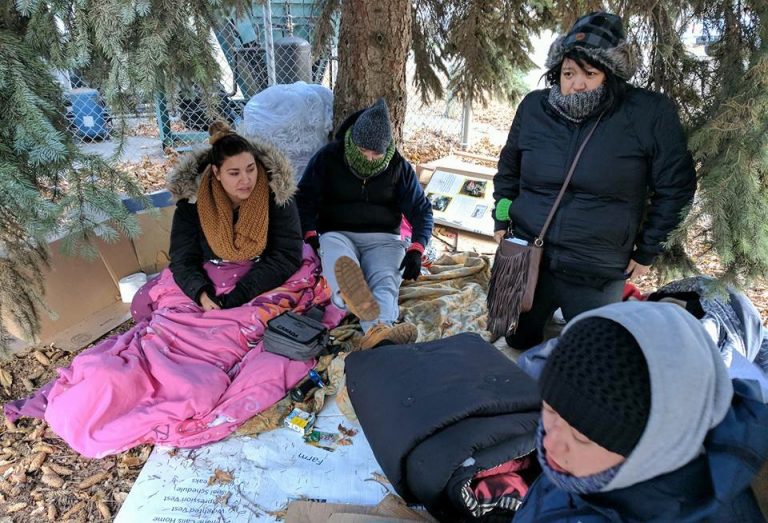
534,112,605,246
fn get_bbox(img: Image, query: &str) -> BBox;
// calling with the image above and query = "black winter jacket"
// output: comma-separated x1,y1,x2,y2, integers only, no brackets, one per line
493,88,696,279
296,111,434,247
165,139,303,309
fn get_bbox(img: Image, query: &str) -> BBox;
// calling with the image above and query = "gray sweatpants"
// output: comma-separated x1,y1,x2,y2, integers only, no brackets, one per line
319,231,406,333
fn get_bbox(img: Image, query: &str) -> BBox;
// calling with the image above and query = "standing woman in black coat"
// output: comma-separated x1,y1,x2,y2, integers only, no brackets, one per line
164,121,303,311
492,12,696,350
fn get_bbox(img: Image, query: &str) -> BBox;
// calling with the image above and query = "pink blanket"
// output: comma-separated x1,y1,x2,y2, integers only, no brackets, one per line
6,246,343,458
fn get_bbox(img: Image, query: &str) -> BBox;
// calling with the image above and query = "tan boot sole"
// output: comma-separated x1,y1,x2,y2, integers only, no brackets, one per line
335,256,380,322
360,322,418,350
385,323,418,345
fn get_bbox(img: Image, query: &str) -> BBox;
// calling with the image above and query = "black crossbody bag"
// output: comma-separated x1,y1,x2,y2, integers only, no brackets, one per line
264,307,329,360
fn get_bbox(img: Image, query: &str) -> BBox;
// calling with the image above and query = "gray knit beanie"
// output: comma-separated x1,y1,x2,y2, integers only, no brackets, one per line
351,98,392,154
546,12,637,81
540,317,651,457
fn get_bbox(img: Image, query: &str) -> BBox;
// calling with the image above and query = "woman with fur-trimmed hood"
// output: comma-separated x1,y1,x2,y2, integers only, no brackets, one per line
165,121,303,310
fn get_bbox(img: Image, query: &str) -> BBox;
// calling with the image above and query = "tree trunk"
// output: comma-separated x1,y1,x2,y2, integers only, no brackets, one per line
333,0,411,142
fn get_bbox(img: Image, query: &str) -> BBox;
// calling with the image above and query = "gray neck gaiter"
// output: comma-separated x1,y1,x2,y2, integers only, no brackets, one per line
548,84,606,123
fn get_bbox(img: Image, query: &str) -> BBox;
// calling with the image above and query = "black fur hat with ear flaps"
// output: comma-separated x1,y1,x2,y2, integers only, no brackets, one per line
546,12,637,81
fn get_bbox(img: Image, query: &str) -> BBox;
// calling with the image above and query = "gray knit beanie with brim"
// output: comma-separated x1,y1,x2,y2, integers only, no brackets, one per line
546,11,637,81
351,98,392,154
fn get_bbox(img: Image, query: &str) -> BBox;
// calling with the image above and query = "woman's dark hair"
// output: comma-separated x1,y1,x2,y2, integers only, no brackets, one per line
208,121,255,168
544,48,628,114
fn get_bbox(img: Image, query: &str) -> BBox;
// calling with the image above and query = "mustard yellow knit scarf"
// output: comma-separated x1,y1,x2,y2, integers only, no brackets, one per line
196,162,270,261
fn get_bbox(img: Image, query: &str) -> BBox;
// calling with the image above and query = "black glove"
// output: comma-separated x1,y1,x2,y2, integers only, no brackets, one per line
399,249,422,280
305,234,320,254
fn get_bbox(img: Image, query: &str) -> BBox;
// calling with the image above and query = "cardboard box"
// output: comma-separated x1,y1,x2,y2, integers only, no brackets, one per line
286,495,436,523
328,515,417,523
130,206,174,275
2,193,176,354
417,153,497,184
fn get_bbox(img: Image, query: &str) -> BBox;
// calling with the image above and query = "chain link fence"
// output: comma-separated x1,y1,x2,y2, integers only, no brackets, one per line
57,1,333,151
402,57,518,161
57,2,517,161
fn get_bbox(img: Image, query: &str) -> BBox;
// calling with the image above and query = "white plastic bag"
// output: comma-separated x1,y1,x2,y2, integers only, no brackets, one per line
241,82,333,180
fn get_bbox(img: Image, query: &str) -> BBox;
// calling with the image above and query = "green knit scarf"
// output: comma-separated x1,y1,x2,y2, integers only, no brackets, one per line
344,128,396,178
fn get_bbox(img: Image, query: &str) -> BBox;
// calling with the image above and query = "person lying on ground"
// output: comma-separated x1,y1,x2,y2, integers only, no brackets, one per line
165,121,303,311
514,301,768,522
295,98,433,349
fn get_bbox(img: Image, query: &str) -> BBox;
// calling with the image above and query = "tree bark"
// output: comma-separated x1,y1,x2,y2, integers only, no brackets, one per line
333,0,411,142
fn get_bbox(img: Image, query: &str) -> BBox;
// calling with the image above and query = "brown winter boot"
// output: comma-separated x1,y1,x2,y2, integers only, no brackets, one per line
359,322,418,350
335,255,380,322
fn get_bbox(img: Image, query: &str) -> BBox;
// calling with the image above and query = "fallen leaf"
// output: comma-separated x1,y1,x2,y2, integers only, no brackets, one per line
77,471,109,490
96,500,111,520
0,461,16,475
27,423,46,441
22,378,35,392
112,491,128,504
6,502,27,513
27,452,47,472
60,500,86,519
41,470,64,488
0,369,12,388
337,438,353,446
32,350,51,366
31,444,56,454
370,472,390,484
138,446,152,462
337,424,358,437
9,465,26,485
27,367,44,381
119,456,143,468
207,468,233,486
215,492,231,505
46,504,57,521
3,419,20,434
46,463,72,476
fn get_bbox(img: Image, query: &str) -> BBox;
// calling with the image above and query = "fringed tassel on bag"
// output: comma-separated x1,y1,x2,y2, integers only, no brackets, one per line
486,249,532,338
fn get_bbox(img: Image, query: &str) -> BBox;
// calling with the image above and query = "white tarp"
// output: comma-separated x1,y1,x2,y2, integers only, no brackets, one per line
241,82,333,181
115,401,392,523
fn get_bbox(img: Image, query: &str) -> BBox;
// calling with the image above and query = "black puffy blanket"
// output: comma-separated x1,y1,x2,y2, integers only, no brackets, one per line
346,333,541,521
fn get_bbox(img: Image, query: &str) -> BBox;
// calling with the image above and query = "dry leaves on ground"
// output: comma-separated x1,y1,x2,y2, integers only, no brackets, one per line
0,322,146,522
118,154,178,194
207,469,234,486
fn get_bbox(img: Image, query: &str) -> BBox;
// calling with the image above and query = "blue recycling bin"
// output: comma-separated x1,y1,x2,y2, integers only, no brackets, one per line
66,88,111,140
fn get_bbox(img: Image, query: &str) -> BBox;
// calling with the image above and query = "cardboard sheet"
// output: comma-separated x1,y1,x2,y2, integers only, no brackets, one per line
2,204,173,352
115,401,393,523
285,494,436,523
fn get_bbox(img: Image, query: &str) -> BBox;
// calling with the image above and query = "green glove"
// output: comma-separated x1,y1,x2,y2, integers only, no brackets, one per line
494,198,513,221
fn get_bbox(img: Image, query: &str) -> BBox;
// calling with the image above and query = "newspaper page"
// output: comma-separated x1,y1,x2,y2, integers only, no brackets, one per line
115,402,392,523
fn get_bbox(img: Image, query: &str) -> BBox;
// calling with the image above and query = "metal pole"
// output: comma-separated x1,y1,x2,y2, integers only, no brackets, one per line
154,91,173,148
262,3,277,86
460,98,472,150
